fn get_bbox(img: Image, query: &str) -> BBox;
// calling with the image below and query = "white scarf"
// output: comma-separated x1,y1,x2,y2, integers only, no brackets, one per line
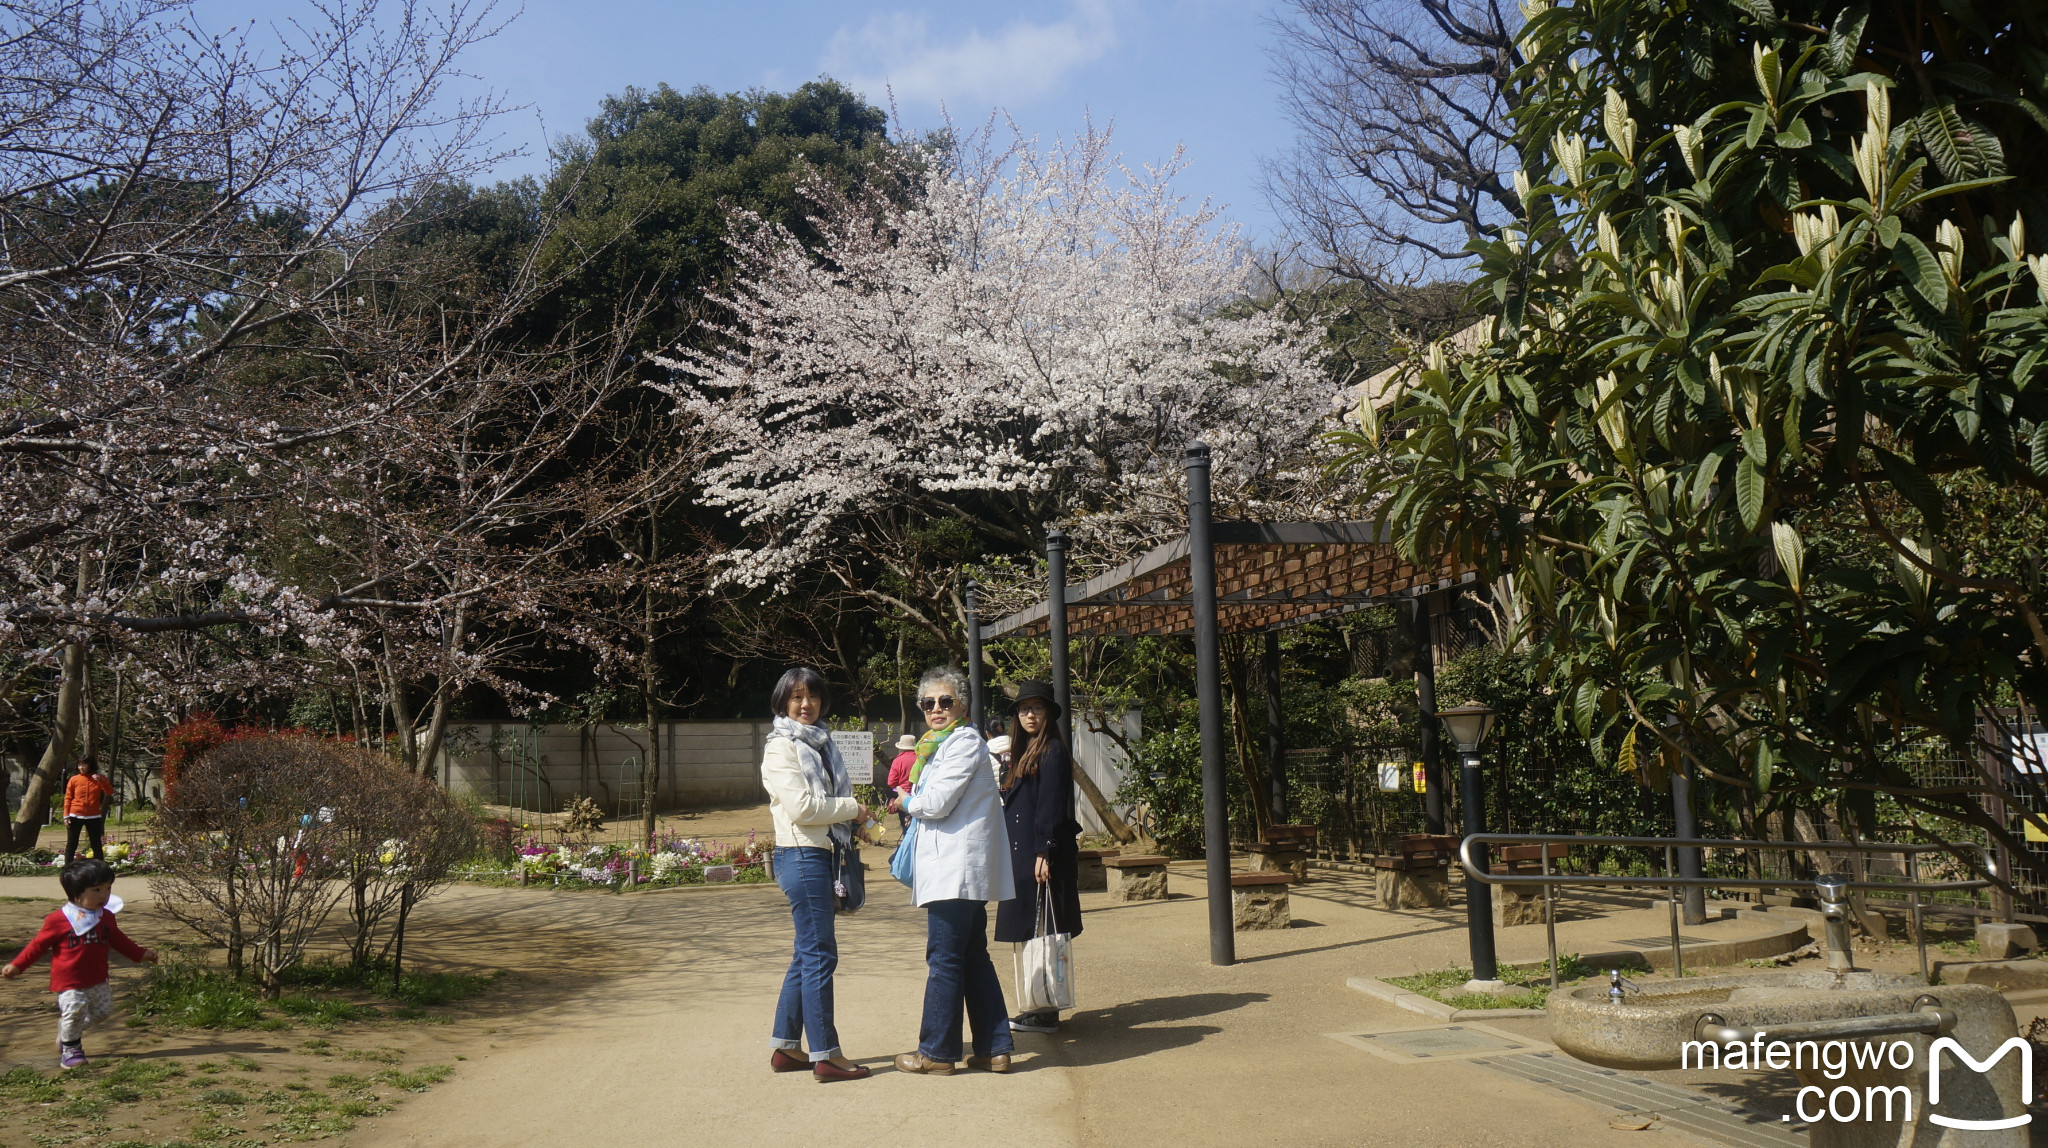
61,894,122,936
771,716,854,850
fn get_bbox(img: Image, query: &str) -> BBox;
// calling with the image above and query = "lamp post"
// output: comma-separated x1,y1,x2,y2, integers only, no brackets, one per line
1441,702,1500,989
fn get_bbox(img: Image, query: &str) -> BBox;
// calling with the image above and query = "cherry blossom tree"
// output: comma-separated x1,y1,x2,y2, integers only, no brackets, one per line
664,123,1331,651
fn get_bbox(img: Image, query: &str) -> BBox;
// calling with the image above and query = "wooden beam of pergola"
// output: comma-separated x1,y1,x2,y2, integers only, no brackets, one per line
978,522,1476,641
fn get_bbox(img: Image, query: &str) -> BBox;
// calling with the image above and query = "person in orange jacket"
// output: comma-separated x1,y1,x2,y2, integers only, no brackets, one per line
62,755,114,866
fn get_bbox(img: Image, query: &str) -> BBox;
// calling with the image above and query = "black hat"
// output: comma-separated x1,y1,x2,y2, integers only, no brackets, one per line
1011,680,1061,719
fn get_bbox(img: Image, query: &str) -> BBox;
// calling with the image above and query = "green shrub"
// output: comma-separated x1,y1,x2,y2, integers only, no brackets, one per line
132,963,265,1029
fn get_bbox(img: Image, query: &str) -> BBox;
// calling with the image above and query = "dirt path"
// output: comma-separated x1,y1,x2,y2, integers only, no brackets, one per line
360,868,1666,1148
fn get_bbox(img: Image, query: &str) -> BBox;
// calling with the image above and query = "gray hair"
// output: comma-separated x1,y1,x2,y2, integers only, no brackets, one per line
917,665,970,702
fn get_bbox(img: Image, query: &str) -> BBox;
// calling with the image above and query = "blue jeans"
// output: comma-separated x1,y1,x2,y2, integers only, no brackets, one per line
771,846,840,1061
918,899,1012,1062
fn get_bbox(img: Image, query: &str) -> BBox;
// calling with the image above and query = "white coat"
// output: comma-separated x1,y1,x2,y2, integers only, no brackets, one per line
901,725,1014,907
761,736,859,849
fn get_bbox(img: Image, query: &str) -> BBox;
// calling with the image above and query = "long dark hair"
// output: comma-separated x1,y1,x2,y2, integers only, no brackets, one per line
770,666,831,721
1008,702,1065,786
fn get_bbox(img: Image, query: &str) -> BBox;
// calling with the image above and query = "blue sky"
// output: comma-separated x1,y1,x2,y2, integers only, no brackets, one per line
194,0,1292,239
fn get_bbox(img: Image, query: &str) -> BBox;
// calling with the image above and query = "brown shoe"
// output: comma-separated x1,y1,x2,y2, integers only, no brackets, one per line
965,1053,1012,1073
770,1049,810,1073
813,1058,872,1082
894,1052,956,1075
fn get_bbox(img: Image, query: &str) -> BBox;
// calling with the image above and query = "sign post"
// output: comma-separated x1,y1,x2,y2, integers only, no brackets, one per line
831,730,875,784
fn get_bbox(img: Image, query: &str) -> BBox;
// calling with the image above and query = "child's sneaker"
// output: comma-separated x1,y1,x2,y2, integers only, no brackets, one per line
58,1042,86,1069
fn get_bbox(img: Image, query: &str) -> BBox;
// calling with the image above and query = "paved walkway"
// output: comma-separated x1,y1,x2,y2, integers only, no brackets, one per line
345,864,1686,1148
0,861,1924,1146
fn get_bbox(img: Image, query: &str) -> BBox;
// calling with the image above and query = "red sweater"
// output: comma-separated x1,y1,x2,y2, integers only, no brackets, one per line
9,908,148,992
64,772,114,817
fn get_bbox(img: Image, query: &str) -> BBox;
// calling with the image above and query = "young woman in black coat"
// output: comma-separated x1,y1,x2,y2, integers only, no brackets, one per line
993,680,1083,1033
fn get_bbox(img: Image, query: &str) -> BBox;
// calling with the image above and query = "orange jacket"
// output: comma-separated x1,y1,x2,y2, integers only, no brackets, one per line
63,772,114,818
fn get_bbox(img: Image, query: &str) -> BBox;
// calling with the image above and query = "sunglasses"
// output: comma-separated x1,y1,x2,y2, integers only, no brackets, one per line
919,695,958,712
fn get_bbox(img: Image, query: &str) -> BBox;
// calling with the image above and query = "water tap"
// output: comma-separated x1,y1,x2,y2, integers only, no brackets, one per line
1814,873,1856,979
1608,970,1640,1003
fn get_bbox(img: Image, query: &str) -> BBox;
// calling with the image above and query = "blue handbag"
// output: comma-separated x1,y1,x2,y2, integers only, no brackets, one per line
889,727,956,887
889,816,918,887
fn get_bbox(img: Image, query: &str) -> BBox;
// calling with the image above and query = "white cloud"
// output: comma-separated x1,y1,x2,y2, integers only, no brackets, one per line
822,2,1115,111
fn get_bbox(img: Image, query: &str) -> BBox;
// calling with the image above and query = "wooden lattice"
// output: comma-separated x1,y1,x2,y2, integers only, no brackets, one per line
980,523,1477,639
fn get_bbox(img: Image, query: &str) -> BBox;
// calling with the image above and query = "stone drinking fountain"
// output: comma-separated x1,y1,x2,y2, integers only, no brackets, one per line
1545,875,2030,1147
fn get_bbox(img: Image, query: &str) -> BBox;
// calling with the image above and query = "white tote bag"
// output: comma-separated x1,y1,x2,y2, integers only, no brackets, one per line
1013,889,1075,1013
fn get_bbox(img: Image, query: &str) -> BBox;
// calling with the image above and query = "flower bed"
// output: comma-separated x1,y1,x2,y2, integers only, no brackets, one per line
457,832,769,889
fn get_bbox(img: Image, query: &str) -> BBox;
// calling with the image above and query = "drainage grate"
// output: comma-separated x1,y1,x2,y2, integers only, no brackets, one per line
1326,1022,1552,1064
1475,1052,1811,1148
1611,934,1712,949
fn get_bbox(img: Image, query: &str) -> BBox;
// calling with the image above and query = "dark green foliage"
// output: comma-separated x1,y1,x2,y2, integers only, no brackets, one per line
539,79,893,347
1338,0,2048,893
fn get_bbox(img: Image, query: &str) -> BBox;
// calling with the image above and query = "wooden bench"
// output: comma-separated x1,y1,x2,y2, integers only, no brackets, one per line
1076,847,1119,892
1372,834,1461,909
1492,843,1569,927
1244,823,1317,881
1230,871,1293,930
1102,854,1169,902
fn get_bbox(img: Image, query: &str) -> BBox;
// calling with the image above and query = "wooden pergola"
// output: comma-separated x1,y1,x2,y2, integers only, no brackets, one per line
979,522,1473,640
969,446,1478,965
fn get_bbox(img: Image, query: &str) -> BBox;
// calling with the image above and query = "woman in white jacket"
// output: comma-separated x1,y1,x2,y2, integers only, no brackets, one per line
887,666,1016,1075
761,667,874,1083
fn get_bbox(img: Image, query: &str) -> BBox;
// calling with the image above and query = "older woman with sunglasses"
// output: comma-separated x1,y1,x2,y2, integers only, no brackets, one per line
886,666,1016,1075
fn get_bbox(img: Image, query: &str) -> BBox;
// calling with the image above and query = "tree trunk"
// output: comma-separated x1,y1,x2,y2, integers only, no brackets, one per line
380,639,417,772
1221,636,1272,836
413,604,466,782
641,506,662,849
8,632,87,852
1070,759,1135,844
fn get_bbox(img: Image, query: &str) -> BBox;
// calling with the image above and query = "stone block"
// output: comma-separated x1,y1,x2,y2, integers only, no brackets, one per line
1232,884,1291,930
1951,958,2048,992
1075,849,1114,892
1976,921,2037,959
1374,865,1450,909
1105,857,1168,902
1492,887,1546,928
1253,848,1309,882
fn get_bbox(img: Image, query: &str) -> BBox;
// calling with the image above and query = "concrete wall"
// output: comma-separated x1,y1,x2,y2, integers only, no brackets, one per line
436,709,1139,822
1072,709,1139,835
436,721,771,814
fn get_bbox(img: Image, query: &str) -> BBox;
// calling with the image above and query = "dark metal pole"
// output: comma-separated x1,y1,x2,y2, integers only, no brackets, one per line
1264,630,1286,824
1046,530,1072,744
1411,593,1446,834
1460,749,1499,981
1671,756,1707,926
1185,442,1234,966
965,580,986,732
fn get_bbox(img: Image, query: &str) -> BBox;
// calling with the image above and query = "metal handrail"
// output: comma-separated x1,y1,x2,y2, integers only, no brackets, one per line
1452,833,1995,988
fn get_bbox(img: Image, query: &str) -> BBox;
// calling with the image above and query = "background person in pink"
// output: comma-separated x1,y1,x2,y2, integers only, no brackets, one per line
887,734,917,829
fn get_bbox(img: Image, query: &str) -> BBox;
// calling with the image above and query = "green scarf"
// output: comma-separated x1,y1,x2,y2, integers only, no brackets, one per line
909,722,959,787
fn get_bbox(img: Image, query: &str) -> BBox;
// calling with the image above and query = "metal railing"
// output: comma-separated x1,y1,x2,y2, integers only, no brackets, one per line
1456,833,1995,989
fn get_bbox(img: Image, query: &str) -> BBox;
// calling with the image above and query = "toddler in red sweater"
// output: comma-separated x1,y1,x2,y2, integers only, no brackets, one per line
3,858,157,1068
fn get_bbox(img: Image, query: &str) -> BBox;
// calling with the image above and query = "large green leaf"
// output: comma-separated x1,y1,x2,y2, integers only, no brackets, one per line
1891,234,1949,310
1825,3,1870,75
1872,448,1946,529
1735,453,1767,528
1914,98,2006,181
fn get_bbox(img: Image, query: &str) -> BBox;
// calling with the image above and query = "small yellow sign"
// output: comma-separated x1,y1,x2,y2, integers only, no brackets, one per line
2025,818,2048,844
1412,762,1427,794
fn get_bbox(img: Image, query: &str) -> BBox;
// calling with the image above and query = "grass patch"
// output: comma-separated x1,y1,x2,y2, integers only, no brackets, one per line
132,965,266,1030
199,1087,248,1106
277,994,375,1024
1385,953,1597,1010
379,1064,452,1092
278,958,498,1008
